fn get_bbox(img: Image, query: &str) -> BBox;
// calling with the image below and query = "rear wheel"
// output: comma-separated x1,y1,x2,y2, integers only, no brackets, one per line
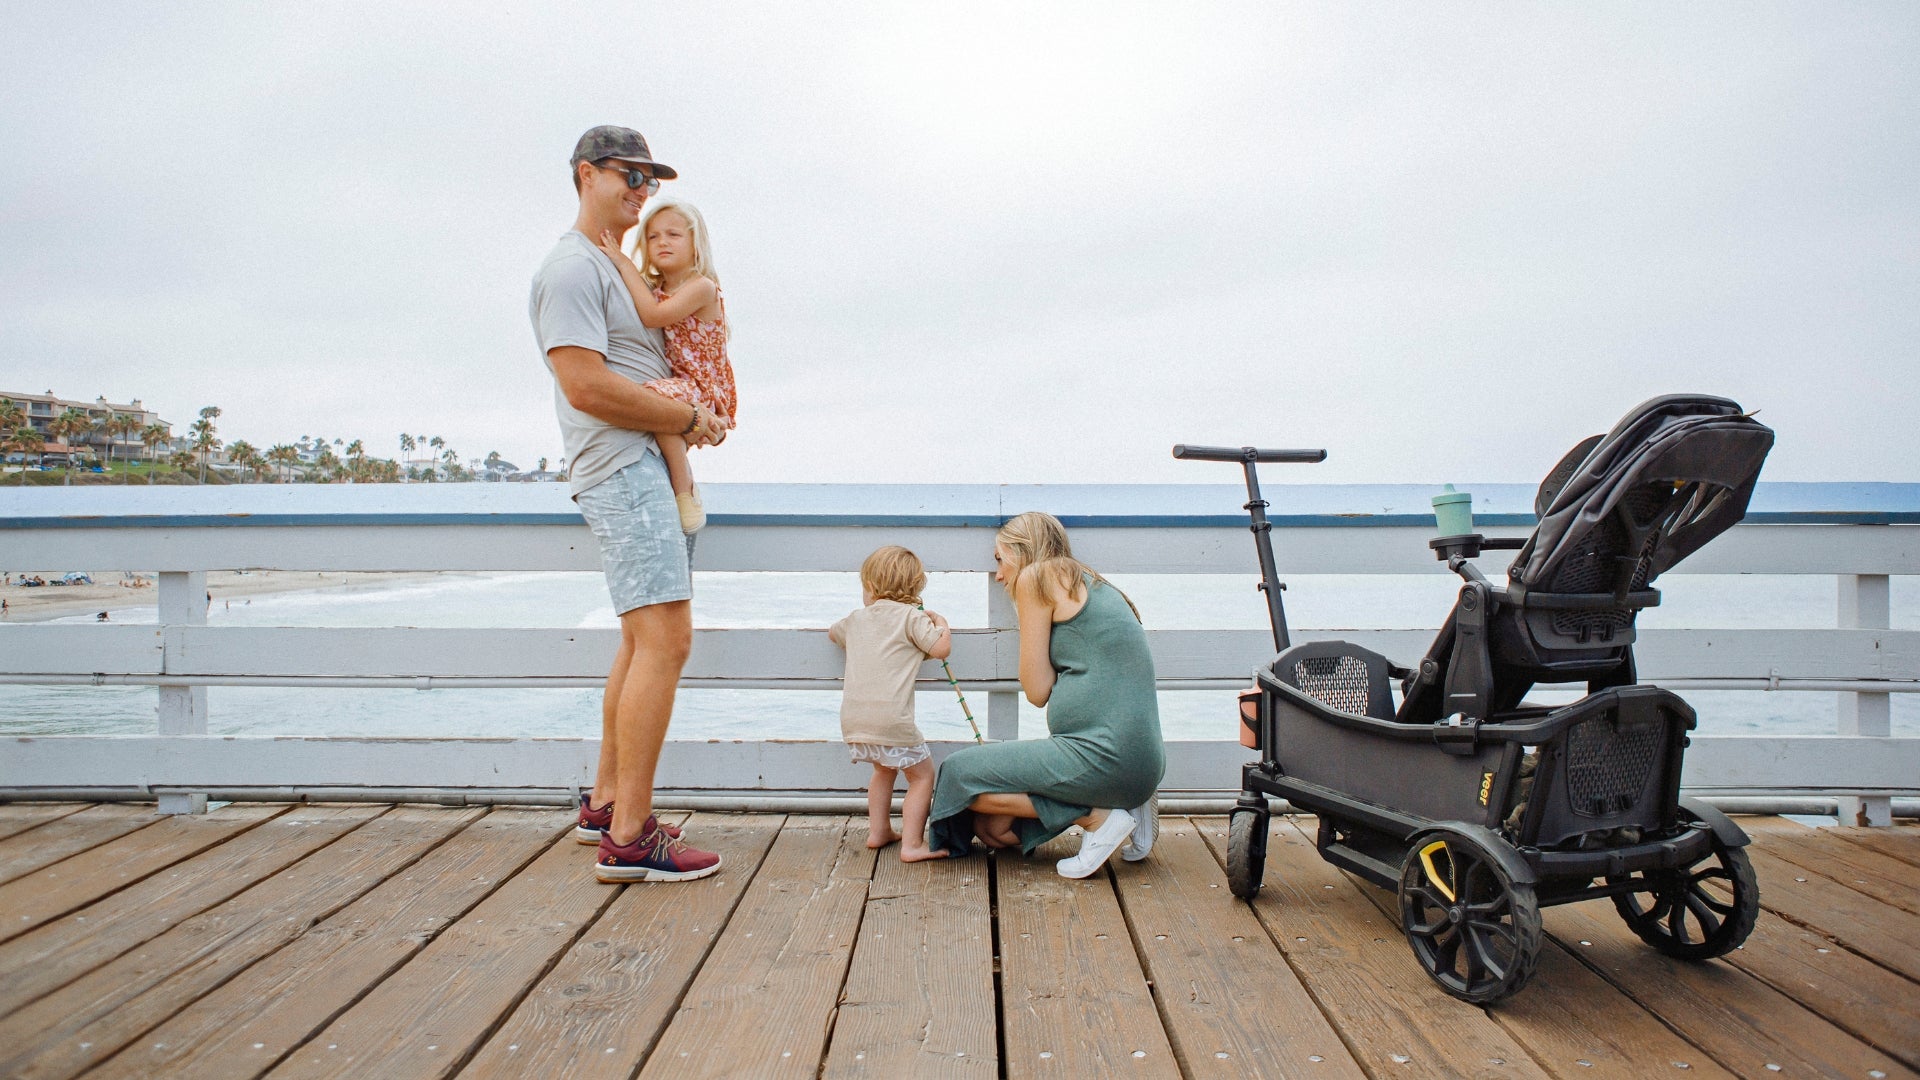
1399,830,1541,1004
1226,807,1268,900
1610,820,1759,961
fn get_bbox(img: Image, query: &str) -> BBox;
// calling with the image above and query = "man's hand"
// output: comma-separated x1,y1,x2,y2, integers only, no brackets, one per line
687,403,732,448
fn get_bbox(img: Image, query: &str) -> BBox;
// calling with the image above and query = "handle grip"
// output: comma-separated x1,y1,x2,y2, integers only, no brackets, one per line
1172,444,1328,464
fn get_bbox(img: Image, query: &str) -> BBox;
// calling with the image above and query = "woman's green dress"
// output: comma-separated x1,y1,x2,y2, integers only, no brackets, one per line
928,578,1164,855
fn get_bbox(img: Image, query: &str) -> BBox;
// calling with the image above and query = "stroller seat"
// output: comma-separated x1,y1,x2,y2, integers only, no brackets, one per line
1399,394,1775,726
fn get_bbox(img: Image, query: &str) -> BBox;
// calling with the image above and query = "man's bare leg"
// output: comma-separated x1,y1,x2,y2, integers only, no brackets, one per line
588,629,637,813
604,599,692,846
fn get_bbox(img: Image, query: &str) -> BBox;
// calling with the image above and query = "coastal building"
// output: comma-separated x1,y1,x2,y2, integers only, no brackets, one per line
0,389,172,462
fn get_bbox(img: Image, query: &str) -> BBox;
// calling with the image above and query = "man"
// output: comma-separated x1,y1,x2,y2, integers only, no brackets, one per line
530,125,730,882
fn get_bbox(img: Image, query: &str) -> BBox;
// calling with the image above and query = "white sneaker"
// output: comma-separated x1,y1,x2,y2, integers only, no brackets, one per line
1056,808,1134,879
1119,796,1159,862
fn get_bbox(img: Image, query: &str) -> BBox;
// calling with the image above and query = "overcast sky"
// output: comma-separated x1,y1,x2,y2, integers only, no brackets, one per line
3,3,1915,486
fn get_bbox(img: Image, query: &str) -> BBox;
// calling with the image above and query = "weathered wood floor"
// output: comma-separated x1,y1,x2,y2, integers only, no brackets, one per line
0,803,1914,1079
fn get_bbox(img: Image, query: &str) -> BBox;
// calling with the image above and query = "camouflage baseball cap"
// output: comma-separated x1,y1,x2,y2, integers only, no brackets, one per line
569,125,677,179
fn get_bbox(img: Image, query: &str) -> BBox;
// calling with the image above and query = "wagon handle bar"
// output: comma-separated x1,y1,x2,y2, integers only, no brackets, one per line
1172,445,1328,464
1172,444,1328,652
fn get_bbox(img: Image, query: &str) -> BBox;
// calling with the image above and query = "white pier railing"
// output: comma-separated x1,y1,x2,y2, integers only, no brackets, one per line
1,483,1916,821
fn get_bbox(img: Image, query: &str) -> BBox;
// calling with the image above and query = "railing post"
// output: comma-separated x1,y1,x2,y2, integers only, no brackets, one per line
157,571,209,815
1836,573,1893,827
987,575,1020,741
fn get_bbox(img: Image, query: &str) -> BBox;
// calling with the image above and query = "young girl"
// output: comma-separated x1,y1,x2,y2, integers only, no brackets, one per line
828,545,952,862
596,196,738,532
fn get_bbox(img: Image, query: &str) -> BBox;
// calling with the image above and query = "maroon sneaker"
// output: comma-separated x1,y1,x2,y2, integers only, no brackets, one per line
574,794,680,845
596,824,722,883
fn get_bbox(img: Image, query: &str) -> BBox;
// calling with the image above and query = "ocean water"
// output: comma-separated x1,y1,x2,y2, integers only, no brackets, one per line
2,570,1913,741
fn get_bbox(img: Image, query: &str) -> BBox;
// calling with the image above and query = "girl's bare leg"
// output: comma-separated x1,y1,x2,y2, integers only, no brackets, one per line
659,434,704,532
898,760,948,861
658,434,694,496
866,765,901,848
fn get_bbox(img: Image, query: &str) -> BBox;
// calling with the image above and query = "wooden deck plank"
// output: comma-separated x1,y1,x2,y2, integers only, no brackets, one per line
0,805,481,1080
1745,846,1920,982
1112,817,1365,1079
1545,899,1919,1079
0,804,372,1017
820,842,997,1078
1721,910,1920,1072
640,817,876,1080
0,802,284,945
91,808,566,1080
0,802,88,842
1203,816,1550,1079
1828,823,1920,870
996,832,1180,1079
459,813,785,1080
0,803,162,886
264,812,610,1080
1743,817,1920,916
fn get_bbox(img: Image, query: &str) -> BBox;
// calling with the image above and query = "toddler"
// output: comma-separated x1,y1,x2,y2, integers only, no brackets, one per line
829,545,952,861
596,195,737,532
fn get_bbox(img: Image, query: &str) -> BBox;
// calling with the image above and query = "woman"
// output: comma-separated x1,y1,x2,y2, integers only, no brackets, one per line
927,512,1165,877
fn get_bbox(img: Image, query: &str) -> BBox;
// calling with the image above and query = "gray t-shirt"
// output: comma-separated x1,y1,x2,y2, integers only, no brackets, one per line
528,230,670,498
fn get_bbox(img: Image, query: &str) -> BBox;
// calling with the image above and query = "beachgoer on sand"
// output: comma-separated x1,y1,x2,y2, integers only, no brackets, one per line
533,124,728,883
594,197,736,534
928,512,1166,878
829,546,953,863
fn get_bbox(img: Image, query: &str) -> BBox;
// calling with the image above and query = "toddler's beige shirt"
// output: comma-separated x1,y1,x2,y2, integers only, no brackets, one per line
830,599,944,746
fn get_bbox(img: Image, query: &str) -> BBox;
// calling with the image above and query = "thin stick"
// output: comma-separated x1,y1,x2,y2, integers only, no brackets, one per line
938,657,984,743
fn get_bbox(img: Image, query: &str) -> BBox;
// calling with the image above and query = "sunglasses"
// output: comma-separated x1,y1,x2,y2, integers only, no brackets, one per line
594,160,660,194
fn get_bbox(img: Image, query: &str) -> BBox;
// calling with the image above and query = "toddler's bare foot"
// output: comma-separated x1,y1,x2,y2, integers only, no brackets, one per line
866,829,901,850
900,844,949,862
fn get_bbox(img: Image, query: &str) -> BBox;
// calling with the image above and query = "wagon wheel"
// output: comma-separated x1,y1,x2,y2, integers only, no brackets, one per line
1226,806,1268,900
1398,830,1542,1004
1610,817,1759,961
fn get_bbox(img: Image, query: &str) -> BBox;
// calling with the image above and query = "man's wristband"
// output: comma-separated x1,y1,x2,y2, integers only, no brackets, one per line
679,405,700,436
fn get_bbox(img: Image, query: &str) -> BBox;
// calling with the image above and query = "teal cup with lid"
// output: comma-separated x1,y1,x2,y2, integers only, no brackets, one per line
1432,484,1474,536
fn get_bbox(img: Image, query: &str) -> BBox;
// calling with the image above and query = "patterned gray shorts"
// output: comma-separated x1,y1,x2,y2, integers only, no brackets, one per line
849,742,933,769
575,452,694,615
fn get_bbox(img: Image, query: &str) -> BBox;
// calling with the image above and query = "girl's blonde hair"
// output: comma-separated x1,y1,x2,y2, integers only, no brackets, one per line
995,511,1140,621
633,196,720,289
861,545,927,606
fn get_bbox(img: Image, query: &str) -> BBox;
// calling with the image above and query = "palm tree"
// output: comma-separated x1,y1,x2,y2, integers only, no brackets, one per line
266,444,301,483
49,408,90,484
0,399,23,443
190,406,221,483
10,427,44,483
104,412,138,481
140,422,171,483
538,456,548,473
314,447,342,482
226,440,259,483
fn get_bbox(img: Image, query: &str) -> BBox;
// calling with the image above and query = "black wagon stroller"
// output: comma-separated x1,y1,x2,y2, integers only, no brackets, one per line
1176,394,1774,1003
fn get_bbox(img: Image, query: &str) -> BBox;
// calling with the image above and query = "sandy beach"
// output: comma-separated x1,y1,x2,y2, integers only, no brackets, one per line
0,571,449,623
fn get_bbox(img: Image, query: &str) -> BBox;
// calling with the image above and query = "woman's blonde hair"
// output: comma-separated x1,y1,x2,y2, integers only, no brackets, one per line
861,545,927,606
633,196,721,289
995,511,1140,621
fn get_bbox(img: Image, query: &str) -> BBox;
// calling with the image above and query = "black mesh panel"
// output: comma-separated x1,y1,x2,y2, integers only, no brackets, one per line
1294,655,1372,715
1563,713,1663,818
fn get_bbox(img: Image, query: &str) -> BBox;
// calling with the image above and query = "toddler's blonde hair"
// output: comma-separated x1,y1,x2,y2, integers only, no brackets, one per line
861,545,927,606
